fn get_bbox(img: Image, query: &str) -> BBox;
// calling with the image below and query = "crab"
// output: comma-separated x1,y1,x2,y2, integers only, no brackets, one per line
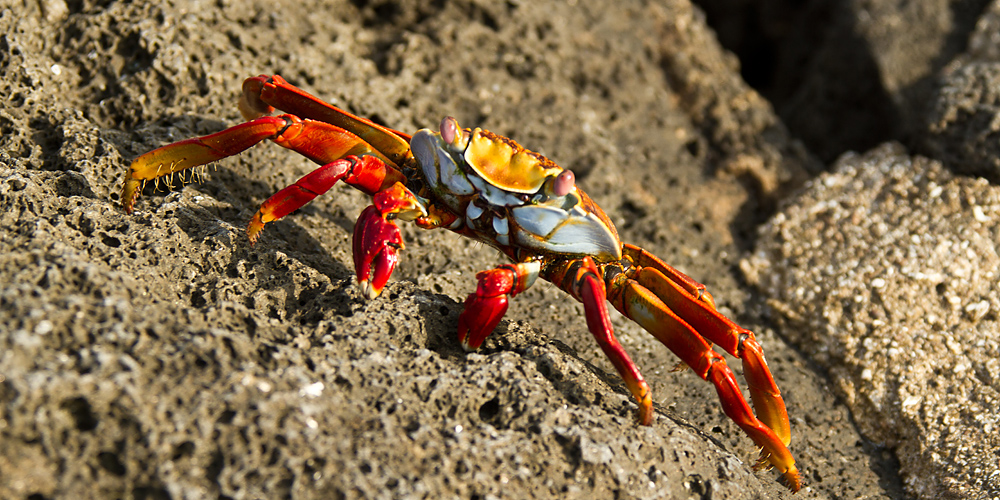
121,75,800,491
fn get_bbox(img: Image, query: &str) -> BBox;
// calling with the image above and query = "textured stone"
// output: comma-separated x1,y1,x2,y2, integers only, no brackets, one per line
0,0,934,498
745,143,1000,499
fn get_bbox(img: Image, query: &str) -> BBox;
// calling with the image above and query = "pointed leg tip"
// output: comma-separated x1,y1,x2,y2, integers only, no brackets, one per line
781,467,802,493
121,179,141,214
636,393,654,426
638,409,654,426
246,214,267,244
757,452,801,493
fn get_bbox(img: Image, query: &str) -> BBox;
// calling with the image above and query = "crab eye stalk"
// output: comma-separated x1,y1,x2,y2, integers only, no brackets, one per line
553,169,575,197
440,116,460,145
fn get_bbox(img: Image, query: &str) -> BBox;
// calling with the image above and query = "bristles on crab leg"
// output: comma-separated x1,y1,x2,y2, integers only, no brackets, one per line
121,116,291,213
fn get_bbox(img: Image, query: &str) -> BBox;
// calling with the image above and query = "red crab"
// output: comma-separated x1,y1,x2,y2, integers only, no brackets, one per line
121,75,800,491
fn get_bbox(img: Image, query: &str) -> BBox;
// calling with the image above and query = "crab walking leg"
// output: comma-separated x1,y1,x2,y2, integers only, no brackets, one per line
122,116,290,213
246,153,402,242
122,113,406,216
631,264,791,447
544,258,655,426
608,276,801,492
457,261,541,350
239,75,414,165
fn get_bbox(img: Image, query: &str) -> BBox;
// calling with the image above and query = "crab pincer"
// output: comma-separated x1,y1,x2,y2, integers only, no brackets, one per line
456,261,539,350
352,205,403,300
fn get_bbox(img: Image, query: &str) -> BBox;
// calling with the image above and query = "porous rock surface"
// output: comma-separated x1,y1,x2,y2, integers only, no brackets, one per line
744,143,1000,499
2,0,997,499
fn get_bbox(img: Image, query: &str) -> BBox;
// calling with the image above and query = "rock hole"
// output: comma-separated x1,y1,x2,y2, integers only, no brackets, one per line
404,419,420,434
132,485,172,500
98,451,126,476
61,396,98,431
684,139,701,157
218,410,236,424
190,291,206,308
478,397,500,421
172,441,196,460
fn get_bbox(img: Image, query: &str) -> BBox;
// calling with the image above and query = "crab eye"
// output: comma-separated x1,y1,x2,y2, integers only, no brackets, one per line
553,170,575,197
440,116,460,145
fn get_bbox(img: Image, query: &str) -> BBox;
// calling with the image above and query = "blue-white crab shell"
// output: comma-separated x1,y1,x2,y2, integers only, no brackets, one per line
409,123,621,261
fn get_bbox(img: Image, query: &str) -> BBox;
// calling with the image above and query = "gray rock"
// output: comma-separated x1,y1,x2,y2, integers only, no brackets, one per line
745,143,1000,499
966,0,1000,63
923,62,1000,181
920,0,1000,183
0,0,906,498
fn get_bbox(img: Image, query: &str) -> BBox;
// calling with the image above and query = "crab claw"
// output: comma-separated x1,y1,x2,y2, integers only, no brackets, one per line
457,262,540,351
458,267,515,350
353,205,403,299
456,289,509,351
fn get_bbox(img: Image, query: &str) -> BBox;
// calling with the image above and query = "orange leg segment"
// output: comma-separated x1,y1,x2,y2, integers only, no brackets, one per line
608,260,800,491
543,258,654,426
239,75,414,166
246,154,398,242
122,116,289,213
577,263,654,426
629,260,791,447
624,244,716,308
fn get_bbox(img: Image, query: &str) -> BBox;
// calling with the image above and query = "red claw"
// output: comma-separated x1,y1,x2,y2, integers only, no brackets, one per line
457,292,509,351
457,263,540,351
457,268,516,350
353,205,403,299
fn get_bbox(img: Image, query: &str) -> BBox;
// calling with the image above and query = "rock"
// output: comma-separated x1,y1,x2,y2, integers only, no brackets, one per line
0,0,923,498
923,62,1000,181
920,1,1000,182
745,143,1000,498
